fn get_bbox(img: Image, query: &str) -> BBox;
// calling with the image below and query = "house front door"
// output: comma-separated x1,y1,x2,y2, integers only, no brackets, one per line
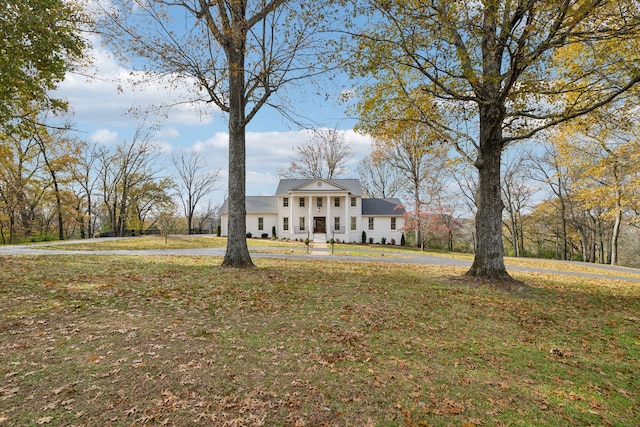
313,217,326,233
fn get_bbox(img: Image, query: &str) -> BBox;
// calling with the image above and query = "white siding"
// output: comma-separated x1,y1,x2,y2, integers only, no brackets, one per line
362,216,405,245
246,213,278,238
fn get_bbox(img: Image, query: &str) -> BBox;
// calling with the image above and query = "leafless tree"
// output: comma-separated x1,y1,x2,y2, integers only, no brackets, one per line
374,126,449,247
374,127,448,215
171,150,221,234
280,129,353,180
194,199,221,235
501,150,539,257
70,141,100,238
357,153,402,198
527,142,572,260
96,127,163,237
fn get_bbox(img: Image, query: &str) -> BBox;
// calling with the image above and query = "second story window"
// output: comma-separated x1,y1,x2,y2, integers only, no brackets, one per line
317,197,323,207
283,197,289,207
299,197,305,207
334,197,340,207
351,197,357,207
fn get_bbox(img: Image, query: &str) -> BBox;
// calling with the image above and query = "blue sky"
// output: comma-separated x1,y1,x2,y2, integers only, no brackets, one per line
55,32,374,205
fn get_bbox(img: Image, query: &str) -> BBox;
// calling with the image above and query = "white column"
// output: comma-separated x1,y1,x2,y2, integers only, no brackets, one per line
344,195,349,236
327,195,332,234
308,195,312,234
289,195,293,237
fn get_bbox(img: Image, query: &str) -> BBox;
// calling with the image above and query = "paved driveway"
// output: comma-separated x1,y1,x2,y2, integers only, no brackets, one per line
1,240,639,283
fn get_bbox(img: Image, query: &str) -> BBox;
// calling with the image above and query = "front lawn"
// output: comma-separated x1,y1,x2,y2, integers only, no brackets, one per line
0,254,638,425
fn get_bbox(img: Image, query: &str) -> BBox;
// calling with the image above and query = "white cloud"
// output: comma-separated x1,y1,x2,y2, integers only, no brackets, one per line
155,126,180,140
90,128,118,144
151,127,181,151
151,140,174,154
56,35,217,133
185,129,373,199
341,129,374,163
247,171,281,196
192,132,230,152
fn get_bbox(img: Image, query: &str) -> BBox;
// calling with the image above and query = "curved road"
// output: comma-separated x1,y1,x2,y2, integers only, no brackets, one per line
1,239,639,283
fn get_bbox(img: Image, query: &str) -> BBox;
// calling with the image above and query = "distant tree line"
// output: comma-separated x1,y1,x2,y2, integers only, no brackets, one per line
0,124,221,244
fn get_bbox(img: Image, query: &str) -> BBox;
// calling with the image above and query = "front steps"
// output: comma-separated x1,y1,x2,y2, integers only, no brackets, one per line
312,233,327,243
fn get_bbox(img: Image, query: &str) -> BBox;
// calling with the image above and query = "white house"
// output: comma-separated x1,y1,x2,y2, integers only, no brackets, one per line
219,178,406,244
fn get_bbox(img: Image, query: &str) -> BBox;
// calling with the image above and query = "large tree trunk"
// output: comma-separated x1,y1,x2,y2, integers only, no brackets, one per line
466,103,512,281
222,49,254,268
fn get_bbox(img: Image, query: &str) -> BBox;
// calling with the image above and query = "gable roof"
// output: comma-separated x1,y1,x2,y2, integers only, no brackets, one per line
362,198,406,216
219,196,277,214
276,179,363,196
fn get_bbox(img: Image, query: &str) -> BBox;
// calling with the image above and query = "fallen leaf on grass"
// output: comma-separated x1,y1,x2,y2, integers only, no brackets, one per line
42,402,58,410
125,406,138,417
132,360,145,368
36,417,53,425
91,368,120,379
549,348,574,358
433,397,465,415
616,388,630,396
0,387,20,400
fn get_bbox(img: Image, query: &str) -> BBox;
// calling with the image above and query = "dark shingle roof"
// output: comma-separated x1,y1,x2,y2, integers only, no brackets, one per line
361,198,405,216
219,196,277,214
275,179,363,196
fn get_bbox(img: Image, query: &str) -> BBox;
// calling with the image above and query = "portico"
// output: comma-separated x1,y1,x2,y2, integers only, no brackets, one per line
281,179,356,242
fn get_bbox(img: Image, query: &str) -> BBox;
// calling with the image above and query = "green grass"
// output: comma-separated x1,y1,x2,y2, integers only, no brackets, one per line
35,235,640,280
33,235,303,250
0,251,638,426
